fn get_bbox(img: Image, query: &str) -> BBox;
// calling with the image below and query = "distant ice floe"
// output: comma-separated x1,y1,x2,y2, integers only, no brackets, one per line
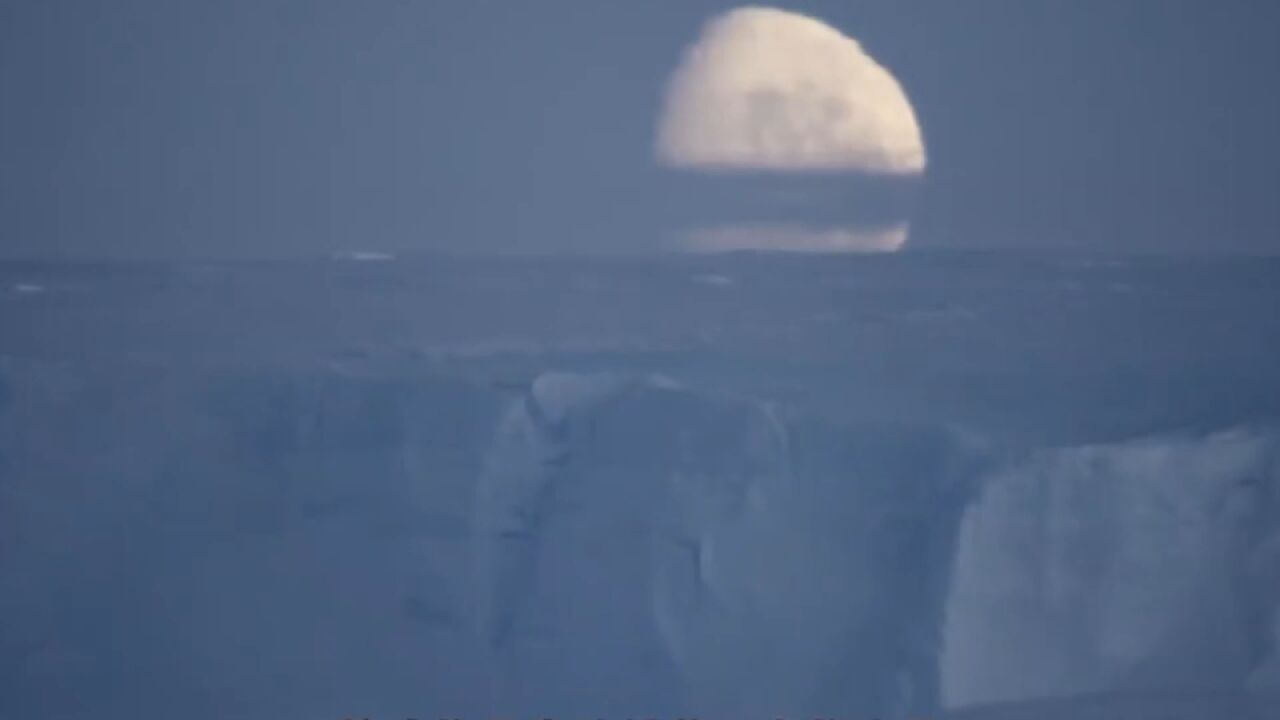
899,303,979,325
331,251,396,262
691,273,735,288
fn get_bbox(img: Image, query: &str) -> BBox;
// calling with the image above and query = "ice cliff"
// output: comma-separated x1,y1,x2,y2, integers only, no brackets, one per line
2,254,1279,719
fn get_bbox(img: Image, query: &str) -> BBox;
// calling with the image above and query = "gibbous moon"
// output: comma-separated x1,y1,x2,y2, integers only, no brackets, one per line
655,7,925,252
656,6,926,175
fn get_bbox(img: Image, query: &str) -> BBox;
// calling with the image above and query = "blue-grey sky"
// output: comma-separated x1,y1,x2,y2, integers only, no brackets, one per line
1,0,1277,258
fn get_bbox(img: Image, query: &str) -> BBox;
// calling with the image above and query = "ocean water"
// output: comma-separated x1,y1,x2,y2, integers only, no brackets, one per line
1,251,1278,719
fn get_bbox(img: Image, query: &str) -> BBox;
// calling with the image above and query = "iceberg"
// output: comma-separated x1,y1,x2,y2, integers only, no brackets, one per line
944,429,1280,706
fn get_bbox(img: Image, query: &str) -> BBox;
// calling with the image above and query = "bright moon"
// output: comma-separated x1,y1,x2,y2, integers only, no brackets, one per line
655,6,926,175
655,7,925,252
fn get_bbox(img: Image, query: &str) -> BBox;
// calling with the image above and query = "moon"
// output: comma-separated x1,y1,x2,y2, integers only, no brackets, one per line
655,7,925,252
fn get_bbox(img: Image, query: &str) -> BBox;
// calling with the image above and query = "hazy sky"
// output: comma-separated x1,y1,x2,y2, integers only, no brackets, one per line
1,0,1277,258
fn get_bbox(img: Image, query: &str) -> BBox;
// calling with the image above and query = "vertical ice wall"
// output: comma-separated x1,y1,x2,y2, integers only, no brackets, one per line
472,371,642,649
943,428,1280,708
472,371,983,718
471,372,683,715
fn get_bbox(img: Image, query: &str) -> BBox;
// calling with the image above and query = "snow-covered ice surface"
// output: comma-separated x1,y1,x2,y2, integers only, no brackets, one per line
2,252,1280,719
